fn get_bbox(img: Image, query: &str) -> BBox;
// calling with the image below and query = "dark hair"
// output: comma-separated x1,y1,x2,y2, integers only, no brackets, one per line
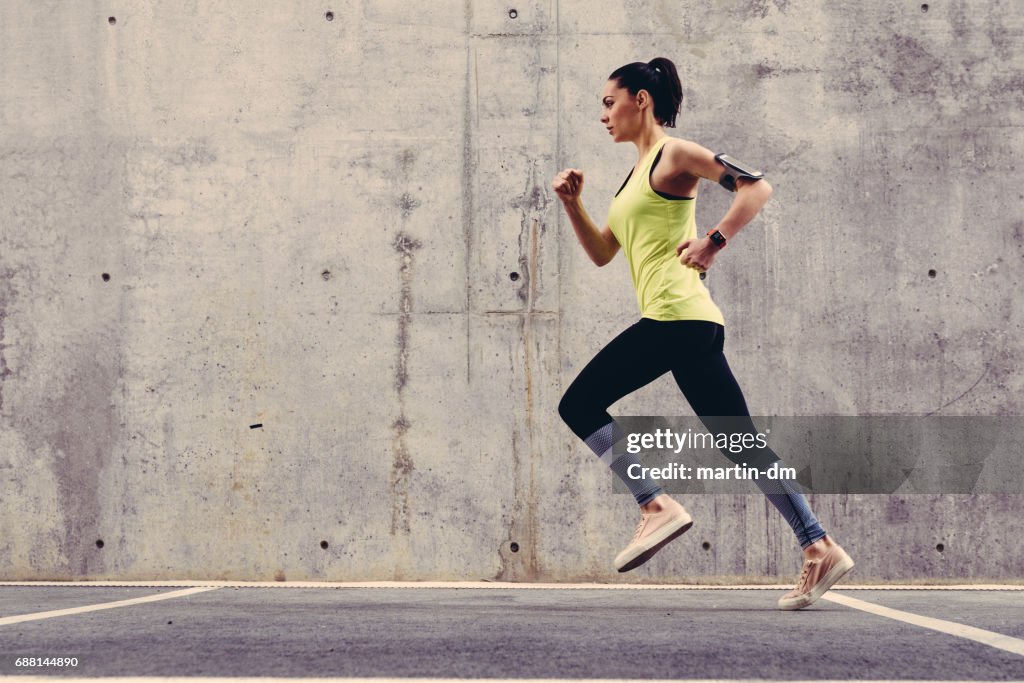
608,57,683,127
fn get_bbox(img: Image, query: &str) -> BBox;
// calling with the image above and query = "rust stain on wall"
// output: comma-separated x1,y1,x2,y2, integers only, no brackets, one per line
495,162,551,580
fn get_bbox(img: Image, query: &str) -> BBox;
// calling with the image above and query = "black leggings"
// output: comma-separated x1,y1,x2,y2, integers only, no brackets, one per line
558,318,777,468
559,317,828,547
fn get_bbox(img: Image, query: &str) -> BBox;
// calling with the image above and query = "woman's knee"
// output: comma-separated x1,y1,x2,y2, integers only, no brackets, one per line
558,386,606,439
558,388,583,427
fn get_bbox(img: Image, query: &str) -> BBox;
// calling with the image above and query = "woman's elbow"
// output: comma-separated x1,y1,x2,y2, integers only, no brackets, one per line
748,179,773,210
737,177,772,200
595,243,619,267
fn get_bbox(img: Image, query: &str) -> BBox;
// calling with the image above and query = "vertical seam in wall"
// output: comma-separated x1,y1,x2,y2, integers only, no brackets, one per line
554,0,562,408
464,0,475,383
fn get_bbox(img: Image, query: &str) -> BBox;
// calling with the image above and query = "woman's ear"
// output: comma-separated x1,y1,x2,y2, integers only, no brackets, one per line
635,90,648,111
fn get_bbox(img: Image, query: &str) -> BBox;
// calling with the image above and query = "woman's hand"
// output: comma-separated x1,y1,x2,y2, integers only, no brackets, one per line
552,168,584,202
676,236,720,274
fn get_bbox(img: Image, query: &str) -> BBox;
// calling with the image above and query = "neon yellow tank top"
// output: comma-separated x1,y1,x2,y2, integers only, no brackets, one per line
607,137,725,325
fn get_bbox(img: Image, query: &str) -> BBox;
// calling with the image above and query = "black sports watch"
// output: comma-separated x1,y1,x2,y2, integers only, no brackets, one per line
706,228,727,248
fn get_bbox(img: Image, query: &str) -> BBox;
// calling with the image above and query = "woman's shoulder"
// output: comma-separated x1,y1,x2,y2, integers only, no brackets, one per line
659,137,719,178
661,136,705,153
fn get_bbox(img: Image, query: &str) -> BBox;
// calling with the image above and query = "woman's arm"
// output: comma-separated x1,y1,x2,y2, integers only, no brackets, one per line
663,140,773,272
553,168,621,267
708,175,774,241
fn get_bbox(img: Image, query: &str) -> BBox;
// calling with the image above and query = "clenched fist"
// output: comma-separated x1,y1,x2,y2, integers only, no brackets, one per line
552,168,584,201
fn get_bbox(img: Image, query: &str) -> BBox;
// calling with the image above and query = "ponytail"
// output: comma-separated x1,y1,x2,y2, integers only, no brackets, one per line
608,57,684,127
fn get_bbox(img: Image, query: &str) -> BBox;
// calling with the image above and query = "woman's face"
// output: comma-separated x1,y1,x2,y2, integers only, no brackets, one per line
600,80,643,143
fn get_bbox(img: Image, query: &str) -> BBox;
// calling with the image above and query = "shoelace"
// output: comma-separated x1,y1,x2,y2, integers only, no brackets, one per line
796,559,817,590
630,514,650,543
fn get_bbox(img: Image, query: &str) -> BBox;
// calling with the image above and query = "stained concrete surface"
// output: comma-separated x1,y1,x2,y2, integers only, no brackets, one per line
0,2,1022,581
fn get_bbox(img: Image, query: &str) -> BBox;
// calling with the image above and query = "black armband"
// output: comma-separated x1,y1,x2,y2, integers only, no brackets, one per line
714,153,765,192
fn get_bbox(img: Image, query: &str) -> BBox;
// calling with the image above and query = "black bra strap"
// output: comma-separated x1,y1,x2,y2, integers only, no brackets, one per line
649,147,694,200
614,168,634,198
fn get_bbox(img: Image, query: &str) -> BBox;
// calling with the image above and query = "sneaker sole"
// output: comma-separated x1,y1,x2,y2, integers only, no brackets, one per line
615,515,693,573
777,554,855,611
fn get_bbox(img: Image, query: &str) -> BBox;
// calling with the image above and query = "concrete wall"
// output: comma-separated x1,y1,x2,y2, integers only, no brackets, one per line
1,1,1021,582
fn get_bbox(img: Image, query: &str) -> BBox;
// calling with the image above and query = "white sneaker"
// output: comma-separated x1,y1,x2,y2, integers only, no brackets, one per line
614,495,693,572
777,543,855,610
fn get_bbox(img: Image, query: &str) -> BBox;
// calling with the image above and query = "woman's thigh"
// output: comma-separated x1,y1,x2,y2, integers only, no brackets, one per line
668,325,777,466
560,319,721,439
559,319,668,437
667,323,749,416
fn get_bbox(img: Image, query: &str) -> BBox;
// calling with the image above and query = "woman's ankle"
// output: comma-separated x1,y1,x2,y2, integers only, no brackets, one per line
803,535,837,558
640,494,670,513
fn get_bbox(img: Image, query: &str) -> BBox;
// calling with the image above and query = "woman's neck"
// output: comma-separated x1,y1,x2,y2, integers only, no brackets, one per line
633,125,667,161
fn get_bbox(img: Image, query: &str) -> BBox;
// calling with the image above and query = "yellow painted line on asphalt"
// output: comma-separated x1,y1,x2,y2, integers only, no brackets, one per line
0,586,220,626
823,591,1024,657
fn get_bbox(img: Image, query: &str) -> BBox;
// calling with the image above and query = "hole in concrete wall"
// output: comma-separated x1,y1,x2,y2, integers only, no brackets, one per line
508,8,518,19
95,539,105,548
936,542,944,552
101,273,110,282
920,3,929,12
928,269,937,278
320,540,329,549
509,272,520,281
325,11,334,21
108,16,116,25
701,541,711,550
321,269,332,280
509,541,520,553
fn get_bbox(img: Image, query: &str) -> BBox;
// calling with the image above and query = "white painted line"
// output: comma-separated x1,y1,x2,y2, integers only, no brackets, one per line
0,580,789,590
0,580,1022,590
823,591,1024,657
0,586,220,626
0,679,1013,683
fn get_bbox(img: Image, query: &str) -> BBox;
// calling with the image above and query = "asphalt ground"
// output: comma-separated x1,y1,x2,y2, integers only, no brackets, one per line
0,582,1022,681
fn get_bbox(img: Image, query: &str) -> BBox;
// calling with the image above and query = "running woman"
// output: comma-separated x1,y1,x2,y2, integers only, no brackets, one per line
552,57,854,610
